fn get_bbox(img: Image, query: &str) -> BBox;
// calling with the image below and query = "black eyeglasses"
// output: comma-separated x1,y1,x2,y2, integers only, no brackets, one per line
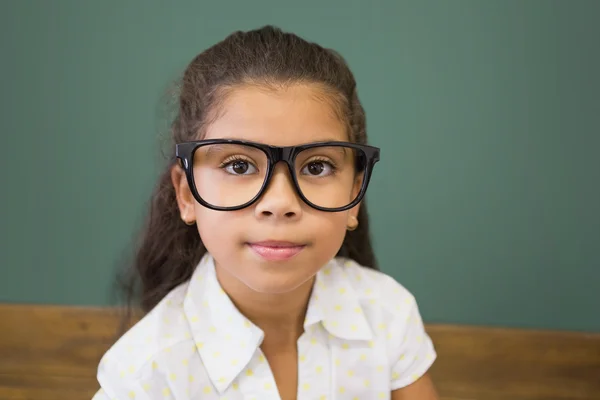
175,139,380,212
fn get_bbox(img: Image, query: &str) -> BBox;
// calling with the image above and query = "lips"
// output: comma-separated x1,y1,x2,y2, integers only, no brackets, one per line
247,241,306,261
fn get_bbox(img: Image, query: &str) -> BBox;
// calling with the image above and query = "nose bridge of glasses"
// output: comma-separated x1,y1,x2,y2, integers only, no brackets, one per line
262,147,300,201
267,145,295,164
266,145,298,176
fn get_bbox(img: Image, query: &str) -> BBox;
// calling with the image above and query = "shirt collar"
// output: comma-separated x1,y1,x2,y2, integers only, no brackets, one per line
184,254,264,394
183,254,373,394
304,257,373,341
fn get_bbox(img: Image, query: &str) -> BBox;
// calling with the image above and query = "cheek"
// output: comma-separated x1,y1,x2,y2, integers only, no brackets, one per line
327,212,351,232
193,202,351,274
309,211,350,250
193,205,241,250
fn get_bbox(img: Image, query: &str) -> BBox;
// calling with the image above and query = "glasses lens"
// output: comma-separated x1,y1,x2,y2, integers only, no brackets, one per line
192,143,268,208
295,145,366,209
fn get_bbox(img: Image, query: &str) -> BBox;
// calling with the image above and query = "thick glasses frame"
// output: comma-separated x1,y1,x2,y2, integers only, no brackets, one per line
175,139,381,212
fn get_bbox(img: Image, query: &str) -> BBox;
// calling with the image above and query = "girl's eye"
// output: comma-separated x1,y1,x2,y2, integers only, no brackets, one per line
223,159,257,175
301,161,334,177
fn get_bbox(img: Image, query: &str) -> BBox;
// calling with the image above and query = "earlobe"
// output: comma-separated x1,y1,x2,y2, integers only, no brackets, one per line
347,214,359,231
171,164,197,225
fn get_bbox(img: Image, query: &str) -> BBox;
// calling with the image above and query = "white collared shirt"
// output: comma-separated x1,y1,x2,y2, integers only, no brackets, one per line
93,254,436,400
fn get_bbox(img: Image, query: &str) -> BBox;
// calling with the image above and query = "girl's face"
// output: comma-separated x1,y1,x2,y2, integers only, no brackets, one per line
173,83,360,295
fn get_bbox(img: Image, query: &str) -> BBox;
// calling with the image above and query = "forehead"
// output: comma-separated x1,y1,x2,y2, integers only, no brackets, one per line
203,84,348,145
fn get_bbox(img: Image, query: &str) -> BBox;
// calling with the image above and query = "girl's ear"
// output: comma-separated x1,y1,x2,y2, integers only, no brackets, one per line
346,204,360,231
171,164,196,224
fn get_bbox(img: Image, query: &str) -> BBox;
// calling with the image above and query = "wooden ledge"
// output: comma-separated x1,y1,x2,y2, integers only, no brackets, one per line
0,304,598,400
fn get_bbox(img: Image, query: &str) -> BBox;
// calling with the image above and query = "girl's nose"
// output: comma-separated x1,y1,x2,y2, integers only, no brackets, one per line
253,164,303,220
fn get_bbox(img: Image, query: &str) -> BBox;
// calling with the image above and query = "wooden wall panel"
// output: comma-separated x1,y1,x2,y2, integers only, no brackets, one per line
0,304,598,400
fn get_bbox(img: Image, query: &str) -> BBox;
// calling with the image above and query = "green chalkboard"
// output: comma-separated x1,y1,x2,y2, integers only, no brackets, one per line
1,0,598,332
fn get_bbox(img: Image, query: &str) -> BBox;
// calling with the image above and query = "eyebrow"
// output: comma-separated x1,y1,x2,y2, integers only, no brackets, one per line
202,143,263,158
307,138,345,143
296,144,353,161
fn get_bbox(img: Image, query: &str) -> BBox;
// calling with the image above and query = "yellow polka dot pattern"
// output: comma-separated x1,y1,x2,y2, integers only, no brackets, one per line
91,254,436,399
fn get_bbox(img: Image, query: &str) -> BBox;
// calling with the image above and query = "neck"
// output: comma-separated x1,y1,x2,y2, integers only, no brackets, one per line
214,265,314,346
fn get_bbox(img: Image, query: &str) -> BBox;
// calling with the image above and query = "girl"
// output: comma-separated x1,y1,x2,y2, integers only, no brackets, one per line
93,26,438,400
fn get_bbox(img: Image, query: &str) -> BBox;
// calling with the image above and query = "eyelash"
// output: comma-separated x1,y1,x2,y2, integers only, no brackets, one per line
217,156,338,174
218,155,255,168
305,157,338,172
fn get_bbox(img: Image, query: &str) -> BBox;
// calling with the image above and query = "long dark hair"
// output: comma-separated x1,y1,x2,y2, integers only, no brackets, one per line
118,25,378,329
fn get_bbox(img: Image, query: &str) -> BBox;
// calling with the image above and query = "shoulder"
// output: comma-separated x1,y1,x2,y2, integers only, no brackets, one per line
331,258,433,354
334,257,418,320
334,259,438,388
97,281,196,380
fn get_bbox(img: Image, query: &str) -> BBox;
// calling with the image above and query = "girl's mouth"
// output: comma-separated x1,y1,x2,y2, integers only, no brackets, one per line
246,241,306,261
